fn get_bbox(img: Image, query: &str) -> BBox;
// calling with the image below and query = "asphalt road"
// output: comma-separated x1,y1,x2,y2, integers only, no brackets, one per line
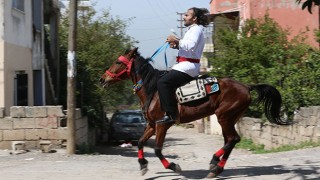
0,126,319,180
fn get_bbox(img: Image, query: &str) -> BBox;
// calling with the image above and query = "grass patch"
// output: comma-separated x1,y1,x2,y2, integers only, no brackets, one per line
235,138,265,153
236,137,320,154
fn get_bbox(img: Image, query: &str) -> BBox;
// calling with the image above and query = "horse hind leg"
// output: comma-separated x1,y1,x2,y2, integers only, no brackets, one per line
207,104,246,178
206,124,241,178
207,129,240,178
138,124,155,175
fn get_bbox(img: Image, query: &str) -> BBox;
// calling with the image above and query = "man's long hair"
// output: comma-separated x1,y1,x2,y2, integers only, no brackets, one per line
190,7,210,27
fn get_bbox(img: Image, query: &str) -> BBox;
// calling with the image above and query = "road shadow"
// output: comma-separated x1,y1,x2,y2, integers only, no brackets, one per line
219,163,320,179
95,135,320,180
142,161,320,180
94,144,178,159
95,136,188,159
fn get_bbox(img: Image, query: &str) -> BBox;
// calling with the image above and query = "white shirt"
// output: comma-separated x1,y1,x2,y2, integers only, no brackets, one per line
172,24,205,77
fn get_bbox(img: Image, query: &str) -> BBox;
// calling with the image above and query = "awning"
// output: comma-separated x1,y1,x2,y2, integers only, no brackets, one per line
208,11,239,21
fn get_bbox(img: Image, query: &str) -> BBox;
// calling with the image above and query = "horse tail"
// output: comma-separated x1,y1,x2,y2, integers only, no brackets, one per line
249,84,291,125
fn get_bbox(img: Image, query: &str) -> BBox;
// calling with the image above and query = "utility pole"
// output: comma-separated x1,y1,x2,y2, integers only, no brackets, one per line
177,12,184,38
67,0,77,155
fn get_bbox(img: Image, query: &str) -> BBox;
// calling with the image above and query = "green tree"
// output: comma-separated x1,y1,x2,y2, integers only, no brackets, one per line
210,14,320,119
59,8,139,127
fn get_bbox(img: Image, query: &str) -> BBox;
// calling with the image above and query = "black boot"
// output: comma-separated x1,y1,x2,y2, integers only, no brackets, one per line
156,115,176,124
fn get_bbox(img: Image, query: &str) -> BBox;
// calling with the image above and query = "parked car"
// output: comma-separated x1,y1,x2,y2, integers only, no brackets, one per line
108,110,147,144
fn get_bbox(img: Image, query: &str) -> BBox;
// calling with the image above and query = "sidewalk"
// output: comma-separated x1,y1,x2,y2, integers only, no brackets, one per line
0,125,319,180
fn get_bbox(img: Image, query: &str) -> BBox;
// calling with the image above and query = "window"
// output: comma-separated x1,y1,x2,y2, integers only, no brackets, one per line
14,73,28,106
12,0,24,12
112,113,144,123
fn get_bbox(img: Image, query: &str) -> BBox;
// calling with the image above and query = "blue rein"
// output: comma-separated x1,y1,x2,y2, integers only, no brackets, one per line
133,43,169,93
149,42,170,68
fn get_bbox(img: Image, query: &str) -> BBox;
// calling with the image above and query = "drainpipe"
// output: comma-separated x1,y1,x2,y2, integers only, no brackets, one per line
41,0,46,105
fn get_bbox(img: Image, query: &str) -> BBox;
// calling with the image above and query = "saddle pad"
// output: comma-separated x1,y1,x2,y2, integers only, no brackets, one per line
204,77,219,94
175,79,206,104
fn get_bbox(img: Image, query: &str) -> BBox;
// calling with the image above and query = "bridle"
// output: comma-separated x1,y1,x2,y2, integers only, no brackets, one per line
105,55,133,80
104,55,143,93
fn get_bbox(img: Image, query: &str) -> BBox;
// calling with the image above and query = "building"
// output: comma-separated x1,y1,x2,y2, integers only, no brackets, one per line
0,0,60,115
209,0,319,48
200,23,214,74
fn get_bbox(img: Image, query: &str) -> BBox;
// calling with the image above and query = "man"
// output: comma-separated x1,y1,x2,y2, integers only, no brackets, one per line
157,7,209,124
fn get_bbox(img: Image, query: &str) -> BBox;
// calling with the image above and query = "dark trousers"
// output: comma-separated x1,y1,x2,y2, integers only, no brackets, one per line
157,70,194,116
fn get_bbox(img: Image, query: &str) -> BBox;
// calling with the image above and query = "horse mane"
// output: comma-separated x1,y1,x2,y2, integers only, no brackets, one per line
134,56,163,110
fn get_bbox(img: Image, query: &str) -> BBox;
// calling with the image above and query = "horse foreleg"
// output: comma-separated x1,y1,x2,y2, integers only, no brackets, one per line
154,124,182,173
138,124,155,175
154,148,182,173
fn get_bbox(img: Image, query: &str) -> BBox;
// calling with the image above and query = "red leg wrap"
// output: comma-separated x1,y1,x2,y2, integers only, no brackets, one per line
161,159,170,168
215,148,225,157
138,150,144,159
218,158,227,167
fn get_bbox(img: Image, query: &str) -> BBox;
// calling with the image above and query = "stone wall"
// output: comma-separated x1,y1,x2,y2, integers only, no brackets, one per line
0,106,88,150
237,106,320,149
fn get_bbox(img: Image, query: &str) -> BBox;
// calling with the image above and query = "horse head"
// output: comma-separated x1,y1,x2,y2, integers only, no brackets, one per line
100,48,139,88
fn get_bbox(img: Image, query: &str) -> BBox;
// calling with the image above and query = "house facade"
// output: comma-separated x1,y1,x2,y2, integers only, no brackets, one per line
0,0,60,115
209,0,319,48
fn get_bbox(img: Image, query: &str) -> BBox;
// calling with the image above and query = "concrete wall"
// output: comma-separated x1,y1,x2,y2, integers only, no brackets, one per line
248,0,319,48
237,106,320,149
0,106,88,150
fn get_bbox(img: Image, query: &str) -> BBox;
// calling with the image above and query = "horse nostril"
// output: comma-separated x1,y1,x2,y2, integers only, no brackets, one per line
99,78,104,84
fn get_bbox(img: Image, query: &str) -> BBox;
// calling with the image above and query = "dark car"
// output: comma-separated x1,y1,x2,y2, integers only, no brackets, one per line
108,110,147,143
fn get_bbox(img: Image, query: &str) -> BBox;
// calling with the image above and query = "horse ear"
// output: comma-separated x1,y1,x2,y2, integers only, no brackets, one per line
133,47,139,54
128,47,139,57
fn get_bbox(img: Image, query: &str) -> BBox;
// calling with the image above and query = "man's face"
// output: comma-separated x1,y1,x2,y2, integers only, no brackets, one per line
183,9,196,27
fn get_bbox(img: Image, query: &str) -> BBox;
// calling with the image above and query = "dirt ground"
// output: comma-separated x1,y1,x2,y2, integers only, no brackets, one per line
0,125,319,180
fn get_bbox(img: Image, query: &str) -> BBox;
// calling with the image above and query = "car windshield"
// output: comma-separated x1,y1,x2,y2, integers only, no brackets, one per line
112,113,144,123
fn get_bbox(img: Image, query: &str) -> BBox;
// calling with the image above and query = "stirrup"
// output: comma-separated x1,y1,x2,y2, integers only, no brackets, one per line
156,115,175,124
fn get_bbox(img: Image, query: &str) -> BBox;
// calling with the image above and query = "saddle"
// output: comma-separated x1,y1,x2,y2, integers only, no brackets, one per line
175,76,219,104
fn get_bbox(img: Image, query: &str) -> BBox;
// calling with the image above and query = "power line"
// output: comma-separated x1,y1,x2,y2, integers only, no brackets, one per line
169,0,181,12
154,0,176,14
174,0,184,10
128,27,172,31
134,14,172,20
139,36,167,42
146,0,172,28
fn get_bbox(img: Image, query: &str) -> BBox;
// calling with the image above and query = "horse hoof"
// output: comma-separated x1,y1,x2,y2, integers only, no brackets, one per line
206,172,217,178
141,167,148,176
174,164,182,173
167,162,182,173
207,166,224,178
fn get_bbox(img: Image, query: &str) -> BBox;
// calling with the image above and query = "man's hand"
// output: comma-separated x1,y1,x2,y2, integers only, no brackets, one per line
166,35,179,49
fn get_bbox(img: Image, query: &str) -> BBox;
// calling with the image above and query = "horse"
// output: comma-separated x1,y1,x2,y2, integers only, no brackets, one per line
99,47,290,178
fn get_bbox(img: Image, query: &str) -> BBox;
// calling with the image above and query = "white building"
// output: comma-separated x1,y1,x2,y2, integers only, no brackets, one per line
0,0,60,115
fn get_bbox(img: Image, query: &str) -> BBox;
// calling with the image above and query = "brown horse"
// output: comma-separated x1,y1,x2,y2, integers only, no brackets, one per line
100,48,290,178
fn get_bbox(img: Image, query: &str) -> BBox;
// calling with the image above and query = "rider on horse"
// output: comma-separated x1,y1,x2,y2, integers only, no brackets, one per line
157,7,210,124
